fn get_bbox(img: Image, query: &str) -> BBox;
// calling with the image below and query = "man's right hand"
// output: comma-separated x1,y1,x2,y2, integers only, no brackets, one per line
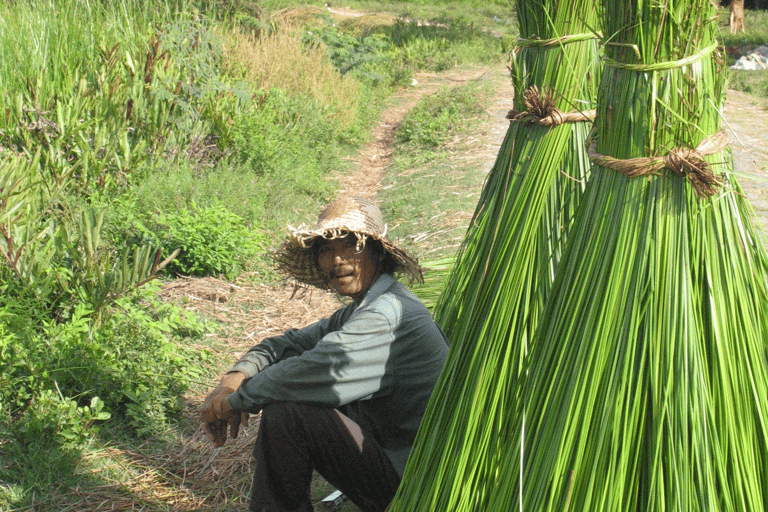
200,372,248,447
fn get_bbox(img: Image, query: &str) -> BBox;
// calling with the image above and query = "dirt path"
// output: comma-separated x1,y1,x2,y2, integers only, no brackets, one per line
337,64,514,199
722,89,768,231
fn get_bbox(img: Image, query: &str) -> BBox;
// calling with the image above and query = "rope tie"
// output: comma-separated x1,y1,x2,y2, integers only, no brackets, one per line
588,131,728,197
506,86,596,127
602,44,718,72
515,33,598,48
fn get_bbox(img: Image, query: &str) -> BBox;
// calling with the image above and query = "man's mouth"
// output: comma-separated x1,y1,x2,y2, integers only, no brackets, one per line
330,267,352,280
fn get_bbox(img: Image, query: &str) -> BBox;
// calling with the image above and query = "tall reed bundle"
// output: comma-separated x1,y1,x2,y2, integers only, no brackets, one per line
484,1,768,510
388,2,601,510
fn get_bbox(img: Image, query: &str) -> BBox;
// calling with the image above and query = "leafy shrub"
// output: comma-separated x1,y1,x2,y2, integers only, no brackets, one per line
303,26,401,84
143,203,266,278
0,282,209,445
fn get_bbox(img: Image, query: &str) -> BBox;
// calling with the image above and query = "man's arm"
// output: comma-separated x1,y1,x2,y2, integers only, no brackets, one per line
230,307,350,377
200,306,350,446
228,304,398,412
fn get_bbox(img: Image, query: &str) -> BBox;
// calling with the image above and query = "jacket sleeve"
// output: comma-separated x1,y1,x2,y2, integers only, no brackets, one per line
228,305,350,378
228,301,398,412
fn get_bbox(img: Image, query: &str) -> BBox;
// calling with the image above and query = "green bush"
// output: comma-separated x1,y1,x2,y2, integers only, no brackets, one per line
303,25,409,87
0,283,209,446
140,203,266,278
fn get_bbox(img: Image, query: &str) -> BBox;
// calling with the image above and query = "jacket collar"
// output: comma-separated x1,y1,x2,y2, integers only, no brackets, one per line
355,273,396,310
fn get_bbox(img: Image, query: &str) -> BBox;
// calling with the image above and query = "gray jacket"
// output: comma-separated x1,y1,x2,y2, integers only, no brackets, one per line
228,273,449,476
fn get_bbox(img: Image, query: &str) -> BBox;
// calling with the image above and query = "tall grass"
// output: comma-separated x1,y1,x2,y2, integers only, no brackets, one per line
389,0,601,509
487,0,768,510
0,0,183,111
223,25,362,130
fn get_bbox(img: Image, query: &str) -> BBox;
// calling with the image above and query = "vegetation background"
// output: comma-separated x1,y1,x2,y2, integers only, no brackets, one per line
0,0,765,510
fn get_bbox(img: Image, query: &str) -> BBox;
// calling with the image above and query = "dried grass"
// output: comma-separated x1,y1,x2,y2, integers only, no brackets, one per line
337,13,398,37
222,25,360,130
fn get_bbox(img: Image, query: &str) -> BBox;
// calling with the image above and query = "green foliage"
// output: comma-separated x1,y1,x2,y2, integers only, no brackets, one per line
0,283,208,447
304,25,412,87
386,16,505,71
141,203,266,278
0,2,250,197
232,88,342,174
728,69,768,99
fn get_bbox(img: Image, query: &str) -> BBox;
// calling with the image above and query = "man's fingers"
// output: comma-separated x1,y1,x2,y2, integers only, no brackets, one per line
241,412,249,428
204,420,227,447
228,412,241,439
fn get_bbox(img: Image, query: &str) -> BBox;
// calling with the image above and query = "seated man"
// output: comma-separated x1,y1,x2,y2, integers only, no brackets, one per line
200,196,449,512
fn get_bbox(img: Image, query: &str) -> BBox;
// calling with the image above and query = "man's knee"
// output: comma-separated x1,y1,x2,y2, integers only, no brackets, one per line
259,402,338,439
260,401,326,424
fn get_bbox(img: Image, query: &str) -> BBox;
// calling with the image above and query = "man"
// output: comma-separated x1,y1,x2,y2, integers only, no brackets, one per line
199,196,449,512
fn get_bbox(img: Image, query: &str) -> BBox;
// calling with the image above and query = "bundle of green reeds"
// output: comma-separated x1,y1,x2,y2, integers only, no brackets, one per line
482,1,768,510
388,1,601,510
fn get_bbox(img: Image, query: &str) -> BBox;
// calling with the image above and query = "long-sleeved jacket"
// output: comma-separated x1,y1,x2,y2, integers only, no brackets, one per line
227,273,449,476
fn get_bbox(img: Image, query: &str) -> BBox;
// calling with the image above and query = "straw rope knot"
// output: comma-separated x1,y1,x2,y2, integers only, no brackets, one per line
506,86,596,127
588,131,728,197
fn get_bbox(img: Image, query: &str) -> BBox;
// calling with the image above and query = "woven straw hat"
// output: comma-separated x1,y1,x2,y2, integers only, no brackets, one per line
274,196,423,291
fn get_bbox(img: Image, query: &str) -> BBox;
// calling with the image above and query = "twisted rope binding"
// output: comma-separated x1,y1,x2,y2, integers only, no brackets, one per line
515,33,599,48
588,131,728,197
602,44,718,72
506,86,596,127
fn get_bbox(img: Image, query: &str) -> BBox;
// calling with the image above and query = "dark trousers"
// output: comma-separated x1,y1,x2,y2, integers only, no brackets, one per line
249,402,401,512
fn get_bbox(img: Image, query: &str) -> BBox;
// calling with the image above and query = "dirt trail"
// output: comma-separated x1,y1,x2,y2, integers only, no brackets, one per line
722,90,768,231
337,64,513,199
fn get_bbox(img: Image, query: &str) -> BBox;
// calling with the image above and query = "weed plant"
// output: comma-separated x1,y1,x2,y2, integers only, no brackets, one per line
0,0,515,509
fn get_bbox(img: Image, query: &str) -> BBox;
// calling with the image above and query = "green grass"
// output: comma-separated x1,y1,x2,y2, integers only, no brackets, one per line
0,1,513,510
728,69,768,100
718,7,768,47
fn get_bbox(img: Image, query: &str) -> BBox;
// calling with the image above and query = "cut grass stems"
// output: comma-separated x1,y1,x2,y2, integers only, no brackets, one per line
487,1,768,510
389,1,601,510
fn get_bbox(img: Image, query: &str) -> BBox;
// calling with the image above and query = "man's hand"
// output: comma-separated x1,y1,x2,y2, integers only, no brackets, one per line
200,372,249,447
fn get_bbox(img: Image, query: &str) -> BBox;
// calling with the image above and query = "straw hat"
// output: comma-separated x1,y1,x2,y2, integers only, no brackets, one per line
274,196,423,291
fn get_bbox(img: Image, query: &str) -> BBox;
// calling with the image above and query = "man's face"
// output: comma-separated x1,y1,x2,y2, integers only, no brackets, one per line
317,235,381,300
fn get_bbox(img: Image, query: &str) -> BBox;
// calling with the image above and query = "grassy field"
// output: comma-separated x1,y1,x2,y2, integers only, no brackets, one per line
1,1,767,510
0,1,512,510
